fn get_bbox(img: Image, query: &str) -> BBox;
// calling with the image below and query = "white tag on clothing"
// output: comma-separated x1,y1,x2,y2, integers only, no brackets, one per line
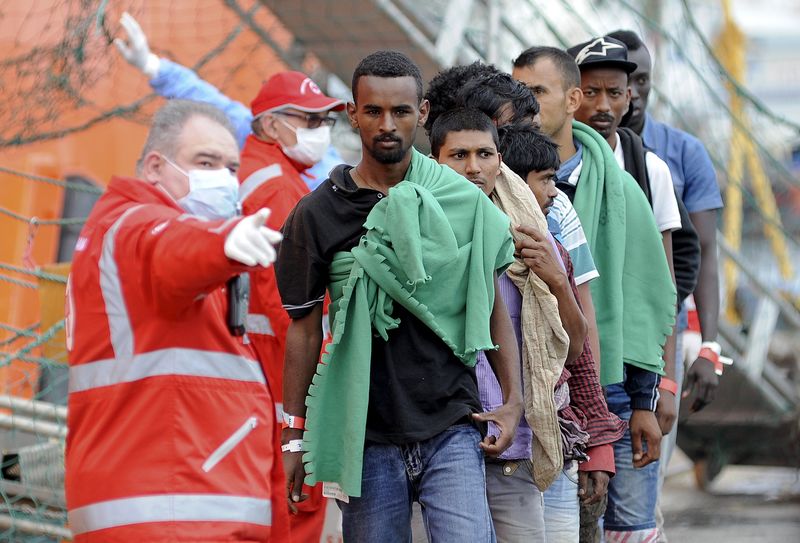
323,482,350,503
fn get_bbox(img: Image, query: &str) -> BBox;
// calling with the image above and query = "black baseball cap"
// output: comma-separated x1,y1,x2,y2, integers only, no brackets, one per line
567,36,638,74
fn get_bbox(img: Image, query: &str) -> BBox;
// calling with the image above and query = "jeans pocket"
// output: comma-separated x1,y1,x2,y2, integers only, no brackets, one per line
563,461,580,485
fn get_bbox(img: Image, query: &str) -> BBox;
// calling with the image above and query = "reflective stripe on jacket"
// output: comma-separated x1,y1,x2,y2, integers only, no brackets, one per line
66,176,281,542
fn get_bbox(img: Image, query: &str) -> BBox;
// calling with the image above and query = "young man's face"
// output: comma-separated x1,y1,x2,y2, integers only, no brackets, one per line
435,130,501,196
347,75,428,164
574,67,631,143
626,46,652,130
512,58,572,139
525,168,558,215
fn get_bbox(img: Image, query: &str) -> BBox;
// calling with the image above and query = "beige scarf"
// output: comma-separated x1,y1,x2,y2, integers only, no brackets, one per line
490,163,570,491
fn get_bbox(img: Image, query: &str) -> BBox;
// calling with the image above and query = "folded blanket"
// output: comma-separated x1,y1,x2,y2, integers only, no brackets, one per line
491,163,569,490
571,121,676,385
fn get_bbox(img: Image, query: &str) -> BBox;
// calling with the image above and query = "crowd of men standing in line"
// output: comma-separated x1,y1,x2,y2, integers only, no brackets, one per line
63,13,724,543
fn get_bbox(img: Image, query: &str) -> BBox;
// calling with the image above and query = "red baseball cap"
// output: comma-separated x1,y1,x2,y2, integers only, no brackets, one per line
250,71,345,117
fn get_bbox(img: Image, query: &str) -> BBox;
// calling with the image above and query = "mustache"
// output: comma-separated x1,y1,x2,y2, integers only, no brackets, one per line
373,134,402,144
589,113,615,124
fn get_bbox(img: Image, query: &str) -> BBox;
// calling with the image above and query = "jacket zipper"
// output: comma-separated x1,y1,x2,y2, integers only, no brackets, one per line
201,415,258,472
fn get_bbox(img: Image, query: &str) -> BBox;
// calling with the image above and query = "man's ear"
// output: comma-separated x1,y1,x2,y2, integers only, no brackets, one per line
261,114,280,139
141,151,165,184
346,102,358,129
417,98,430,127
566,87,583,115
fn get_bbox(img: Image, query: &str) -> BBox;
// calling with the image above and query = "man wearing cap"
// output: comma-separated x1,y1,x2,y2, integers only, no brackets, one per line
607,29,724,543
566,36,680,543
512,44,676,542
113,11,344,190
114,13,346,543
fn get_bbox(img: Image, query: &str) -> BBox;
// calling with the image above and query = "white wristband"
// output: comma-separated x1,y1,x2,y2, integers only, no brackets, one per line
701,341,721,356
281,439,304,453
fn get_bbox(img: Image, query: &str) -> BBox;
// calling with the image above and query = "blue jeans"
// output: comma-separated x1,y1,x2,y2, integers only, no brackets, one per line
339,424,495,542
543,461,580,542
603,384,660,539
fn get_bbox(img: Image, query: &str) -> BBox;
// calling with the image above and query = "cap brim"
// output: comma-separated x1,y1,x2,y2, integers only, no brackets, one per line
579,60,638,74
267,96,346,114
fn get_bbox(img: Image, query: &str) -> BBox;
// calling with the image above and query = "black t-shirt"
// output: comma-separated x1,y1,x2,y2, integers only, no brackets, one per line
275,164,482,444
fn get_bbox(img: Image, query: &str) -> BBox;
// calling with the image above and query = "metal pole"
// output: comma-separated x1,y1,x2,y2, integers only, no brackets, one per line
0,394,67,422
0,413,66,439
0,513,72,540
487,0,500,65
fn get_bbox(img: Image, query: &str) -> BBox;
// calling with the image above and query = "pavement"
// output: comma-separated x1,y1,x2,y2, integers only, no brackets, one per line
409,450,800,542
659,451,800,542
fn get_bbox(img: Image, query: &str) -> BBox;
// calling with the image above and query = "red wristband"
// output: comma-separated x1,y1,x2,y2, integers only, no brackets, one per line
658,377,679,395
282,414,306,430
697,347,724,376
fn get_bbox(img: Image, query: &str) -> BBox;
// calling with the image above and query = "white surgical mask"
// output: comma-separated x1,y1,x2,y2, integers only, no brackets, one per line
278,117,332,166
163,157,240,220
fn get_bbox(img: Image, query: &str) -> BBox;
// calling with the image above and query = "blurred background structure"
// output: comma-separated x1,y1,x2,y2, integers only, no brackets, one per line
1,0,798,540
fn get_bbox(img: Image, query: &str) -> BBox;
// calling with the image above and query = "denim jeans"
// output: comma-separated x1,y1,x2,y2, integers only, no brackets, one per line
339,424,495,543
603,384,660,542
543,460,580,542
485,459,546,542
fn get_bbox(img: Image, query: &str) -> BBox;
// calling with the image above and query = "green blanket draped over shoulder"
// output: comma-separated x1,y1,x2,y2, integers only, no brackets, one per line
571,121,676,386
302,149,515,497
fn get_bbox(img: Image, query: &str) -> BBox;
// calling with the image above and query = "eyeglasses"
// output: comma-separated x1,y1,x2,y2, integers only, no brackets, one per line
273,111,337,129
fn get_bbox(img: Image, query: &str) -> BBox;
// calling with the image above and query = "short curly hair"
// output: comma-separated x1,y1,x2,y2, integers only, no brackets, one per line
423,61,501,135
351,50,423,104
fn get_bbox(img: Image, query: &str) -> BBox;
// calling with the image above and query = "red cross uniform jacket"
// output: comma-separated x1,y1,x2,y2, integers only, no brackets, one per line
65,176,289,542
236,137,311,411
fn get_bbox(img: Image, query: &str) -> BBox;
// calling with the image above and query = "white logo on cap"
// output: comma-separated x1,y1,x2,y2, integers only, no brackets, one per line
300,77,322,95
574,37,624,65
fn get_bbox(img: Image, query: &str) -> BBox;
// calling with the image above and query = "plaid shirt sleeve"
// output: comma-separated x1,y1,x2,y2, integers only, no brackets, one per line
556,241,627,449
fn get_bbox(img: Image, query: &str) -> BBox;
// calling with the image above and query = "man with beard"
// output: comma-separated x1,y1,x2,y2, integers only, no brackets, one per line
567,36,682,543
275,51,523,542
513,45,677,543
607,29,724,543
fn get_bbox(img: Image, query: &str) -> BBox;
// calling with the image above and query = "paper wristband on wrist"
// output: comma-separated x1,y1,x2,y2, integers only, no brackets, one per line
658,377,679,395
282,413,306,430
697,347,724,376
281,439,304,453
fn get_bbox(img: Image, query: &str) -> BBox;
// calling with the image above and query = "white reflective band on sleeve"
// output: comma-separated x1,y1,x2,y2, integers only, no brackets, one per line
99,205,145,360
68,494,271,535
69,348,266,392
275,402,284,420
239,164,282,203
245,313,275,336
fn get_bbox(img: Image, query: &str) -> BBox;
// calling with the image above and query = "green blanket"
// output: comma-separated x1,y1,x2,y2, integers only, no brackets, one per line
571,121,676,386
302,149,514,497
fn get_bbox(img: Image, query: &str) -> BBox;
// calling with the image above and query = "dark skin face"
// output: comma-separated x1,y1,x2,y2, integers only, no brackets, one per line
525,168,558,215
574,67,631,145
434,130,502,196
347,75,428,190
625,47,653,134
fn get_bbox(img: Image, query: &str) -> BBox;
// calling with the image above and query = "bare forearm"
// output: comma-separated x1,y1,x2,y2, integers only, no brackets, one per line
551,278,588,363
577,282,601,375
661,230,677,379
485,283,522,405
283,305,324,416
689,210,720,340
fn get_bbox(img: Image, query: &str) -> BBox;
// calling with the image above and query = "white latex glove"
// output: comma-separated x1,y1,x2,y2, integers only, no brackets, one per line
114,12,160,78
224,209,283,267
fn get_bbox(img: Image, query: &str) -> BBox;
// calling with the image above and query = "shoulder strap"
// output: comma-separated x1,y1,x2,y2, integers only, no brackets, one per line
617,127,653,207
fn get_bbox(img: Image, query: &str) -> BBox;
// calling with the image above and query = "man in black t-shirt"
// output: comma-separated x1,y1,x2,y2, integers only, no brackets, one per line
275,51,523,542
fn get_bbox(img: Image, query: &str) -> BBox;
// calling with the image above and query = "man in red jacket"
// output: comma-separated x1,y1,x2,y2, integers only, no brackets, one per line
66,99,287,542
238,71,344,542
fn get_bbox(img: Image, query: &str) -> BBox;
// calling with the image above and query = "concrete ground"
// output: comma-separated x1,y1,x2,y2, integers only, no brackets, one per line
409,450,800,542
659,452,800,542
